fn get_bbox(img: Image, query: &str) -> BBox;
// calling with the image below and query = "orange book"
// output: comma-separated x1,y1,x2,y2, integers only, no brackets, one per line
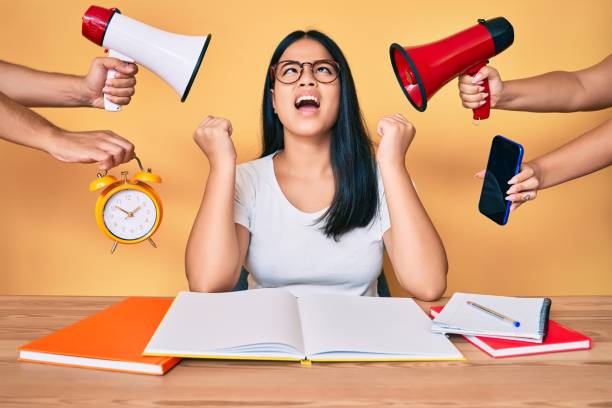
18,297,180,375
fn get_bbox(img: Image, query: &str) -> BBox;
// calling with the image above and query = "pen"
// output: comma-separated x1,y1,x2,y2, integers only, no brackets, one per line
467,300,521,327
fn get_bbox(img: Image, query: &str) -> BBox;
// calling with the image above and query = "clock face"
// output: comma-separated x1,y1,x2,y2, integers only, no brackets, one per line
103,189,157,240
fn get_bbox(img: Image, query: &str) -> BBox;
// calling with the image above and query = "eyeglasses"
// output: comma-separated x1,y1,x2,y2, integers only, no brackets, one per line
270,59,340,85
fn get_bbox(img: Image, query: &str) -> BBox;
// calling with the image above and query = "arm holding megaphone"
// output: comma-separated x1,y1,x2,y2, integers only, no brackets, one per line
0,58,137,109
464,55,612,213
458,54,612,112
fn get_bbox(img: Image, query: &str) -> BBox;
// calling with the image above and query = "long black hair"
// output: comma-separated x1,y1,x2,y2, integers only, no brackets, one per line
261,30,379,241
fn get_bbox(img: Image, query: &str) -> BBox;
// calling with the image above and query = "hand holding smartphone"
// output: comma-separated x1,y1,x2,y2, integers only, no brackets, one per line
479,135,524,225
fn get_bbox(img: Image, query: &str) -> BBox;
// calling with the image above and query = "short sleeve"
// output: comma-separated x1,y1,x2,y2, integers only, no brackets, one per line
377,169,391,236
379,190,391,237
234,164,255,230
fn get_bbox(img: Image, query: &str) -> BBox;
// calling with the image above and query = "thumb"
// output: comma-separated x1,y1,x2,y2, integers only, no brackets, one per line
471,66,494,84
474,169,486,179
376,120,386,137
93,57,137,75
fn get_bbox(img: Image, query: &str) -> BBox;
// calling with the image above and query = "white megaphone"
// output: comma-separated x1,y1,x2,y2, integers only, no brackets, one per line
82,5,211,111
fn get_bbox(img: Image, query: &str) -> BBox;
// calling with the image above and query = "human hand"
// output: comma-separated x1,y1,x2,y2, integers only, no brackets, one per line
84,57,138,109
193,116,237,166
458,65,503,110
475,162,540,212
47,128,135,171
376,114,416,166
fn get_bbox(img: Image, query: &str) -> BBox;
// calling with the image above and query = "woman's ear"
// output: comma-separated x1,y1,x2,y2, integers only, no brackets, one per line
270,88,277,113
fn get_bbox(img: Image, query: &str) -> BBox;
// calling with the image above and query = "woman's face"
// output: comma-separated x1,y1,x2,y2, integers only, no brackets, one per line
271,38,341,139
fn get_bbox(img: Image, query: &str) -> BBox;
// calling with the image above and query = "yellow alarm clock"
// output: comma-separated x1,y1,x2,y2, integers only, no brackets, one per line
89,157,162,253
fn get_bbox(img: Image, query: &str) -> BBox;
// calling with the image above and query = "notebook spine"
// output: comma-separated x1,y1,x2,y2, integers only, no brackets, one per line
537,298,552,338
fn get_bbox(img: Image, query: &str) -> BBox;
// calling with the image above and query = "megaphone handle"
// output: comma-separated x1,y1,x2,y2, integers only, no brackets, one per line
466,62,490,120
104,49,134,112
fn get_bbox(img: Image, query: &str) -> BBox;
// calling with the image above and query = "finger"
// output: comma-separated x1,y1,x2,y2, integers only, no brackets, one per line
380,116,402,126
90,149,114,171
97,140,127,168
377,118,397,136
391,113,409,123
113,70,139,80
461,92,488,103
384,116,406,126
459,82,484,95
105,95,132,106
376,121,387,137
506,190,537,203
112,62,138,76
105,77,136,89
199,115,215,127
507,177,539,194
103,132,135,164
474,169,486,179
508,166,535,185
214,119,232,136
459,74,477,85
95,58,135,74
463,100,487,109
509,202,524,212
102,86,135,97
471,66,493,84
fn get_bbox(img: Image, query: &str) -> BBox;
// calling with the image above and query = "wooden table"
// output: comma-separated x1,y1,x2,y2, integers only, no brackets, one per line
1,296,611,408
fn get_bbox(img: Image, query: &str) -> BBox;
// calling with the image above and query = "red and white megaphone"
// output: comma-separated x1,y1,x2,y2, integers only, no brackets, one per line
390,17,513,121
82,5,211,112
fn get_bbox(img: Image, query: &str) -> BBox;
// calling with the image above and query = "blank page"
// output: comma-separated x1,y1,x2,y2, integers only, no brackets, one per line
297,294,462,360
145,289,305,358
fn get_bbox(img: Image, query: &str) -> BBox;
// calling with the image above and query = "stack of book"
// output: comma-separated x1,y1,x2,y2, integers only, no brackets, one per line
430,293,591,358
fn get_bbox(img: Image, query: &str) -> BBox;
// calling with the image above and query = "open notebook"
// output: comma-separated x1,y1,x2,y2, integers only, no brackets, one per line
144,289,463,362
431,293,551,343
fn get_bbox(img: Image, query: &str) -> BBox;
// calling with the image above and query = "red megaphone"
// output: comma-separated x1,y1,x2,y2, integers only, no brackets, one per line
390,17,514,120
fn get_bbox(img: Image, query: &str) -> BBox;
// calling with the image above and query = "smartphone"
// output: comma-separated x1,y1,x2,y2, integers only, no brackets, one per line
479,135,524,225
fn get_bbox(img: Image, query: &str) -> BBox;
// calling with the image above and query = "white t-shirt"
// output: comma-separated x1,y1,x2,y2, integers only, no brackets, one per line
234,151,391,297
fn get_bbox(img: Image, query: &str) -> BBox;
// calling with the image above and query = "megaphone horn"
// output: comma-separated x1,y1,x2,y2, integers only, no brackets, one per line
82,5,212,112
390,17,513,121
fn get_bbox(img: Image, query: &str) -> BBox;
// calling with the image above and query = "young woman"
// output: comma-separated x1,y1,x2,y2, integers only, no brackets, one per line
186,30,447,301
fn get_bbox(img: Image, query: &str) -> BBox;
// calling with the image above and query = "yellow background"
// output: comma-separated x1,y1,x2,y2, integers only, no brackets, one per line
1,0,610,296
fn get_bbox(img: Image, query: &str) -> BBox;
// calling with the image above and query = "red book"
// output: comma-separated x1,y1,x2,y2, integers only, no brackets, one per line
430,306,591,358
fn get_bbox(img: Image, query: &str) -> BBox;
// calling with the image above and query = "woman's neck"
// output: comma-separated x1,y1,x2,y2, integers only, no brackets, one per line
276,130,333,178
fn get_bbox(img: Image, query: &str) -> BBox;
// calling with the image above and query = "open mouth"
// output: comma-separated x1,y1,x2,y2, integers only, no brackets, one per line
294,95,320,112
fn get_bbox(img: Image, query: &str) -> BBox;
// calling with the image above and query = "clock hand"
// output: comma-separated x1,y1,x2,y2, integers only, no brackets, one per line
123,206,142,219
115,206,130,215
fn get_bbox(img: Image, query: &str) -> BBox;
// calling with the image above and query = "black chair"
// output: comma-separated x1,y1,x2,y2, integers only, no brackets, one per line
232,267,391,297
